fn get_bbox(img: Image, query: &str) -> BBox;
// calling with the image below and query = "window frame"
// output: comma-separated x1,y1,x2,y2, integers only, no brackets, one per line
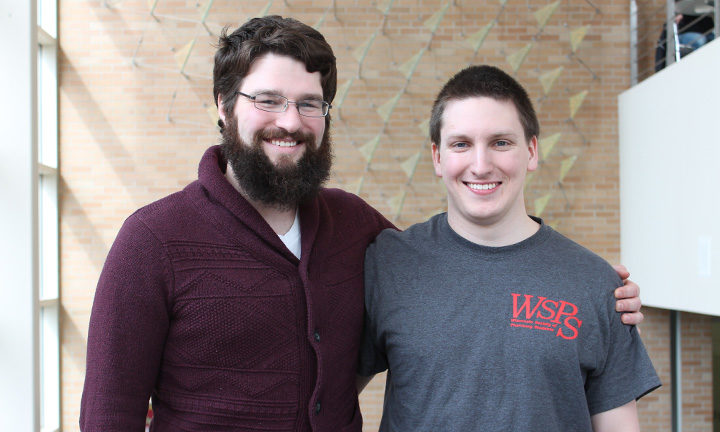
37,0,60,430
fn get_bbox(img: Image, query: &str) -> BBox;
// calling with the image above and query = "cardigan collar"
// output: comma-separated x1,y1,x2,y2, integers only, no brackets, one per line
197,145,320,264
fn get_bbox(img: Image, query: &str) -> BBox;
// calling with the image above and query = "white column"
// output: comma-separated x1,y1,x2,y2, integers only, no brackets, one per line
0,1,40,431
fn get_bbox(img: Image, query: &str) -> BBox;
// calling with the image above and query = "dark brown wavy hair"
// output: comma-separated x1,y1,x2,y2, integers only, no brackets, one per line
213,15,337,131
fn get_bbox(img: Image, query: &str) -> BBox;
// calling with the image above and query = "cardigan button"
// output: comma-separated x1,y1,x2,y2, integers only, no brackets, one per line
315,401,321,414
314,330,321,342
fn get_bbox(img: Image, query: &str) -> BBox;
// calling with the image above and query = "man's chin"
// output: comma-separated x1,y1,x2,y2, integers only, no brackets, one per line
271,153,303,169
262,143,307,164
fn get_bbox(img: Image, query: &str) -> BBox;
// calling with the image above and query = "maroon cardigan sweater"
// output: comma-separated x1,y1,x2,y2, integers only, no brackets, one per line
80,146,394,432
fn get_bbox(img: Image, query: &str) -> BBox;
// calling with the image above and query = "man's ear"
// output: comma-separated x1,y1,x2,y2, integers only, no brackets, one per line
431,142,442,177
527,135,539,172
217,94,227,124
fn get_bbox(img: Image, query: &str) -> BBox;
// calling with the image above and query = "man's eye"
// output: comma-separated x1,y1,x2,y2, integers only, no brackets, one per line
256,96,282,105
452,142,469,148
494,140,510,147
298,100,322,109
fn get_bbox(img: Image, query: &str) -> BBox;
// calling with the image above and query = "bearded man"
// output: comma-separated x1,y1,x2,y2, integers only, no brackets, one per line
80,16,644,432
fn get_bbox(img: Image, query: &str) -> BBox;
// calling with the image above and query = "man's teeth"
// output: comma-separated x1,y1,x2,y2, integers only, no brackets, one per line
468,183,498,190
270,140,298,147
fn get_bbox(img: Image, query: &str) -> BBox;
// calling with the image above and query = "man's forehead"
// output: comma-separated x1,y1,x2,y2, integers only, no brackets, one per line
444,96,519,114
241,53,323,96
441,97,523,135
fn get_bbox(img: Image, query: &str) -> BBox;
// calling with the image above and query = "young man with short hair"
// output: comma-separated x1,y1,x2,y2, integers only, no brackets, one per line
359,65,660,431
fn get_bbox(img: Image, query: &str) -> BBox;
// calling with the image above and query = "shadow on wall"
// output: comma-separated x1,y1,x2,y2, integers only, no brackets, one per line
60,51,140,200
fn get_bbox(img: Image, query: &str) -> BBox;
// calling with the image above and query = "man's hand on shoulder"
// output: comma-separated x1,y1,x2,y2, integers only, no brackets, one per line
612,264,643,326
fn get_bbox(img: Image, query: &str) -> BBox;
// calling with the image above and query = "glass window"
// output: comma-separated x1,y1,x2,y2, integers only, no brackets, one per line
37,1,59,430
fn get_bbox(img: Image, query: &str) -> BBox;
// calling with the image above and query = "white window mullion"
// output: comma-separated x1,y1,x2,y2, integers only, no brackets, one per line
38,163,57,176
37,0,59,430
38,0,56,40
38,30,57,168
40,301,59,431
37,26,55,46
39,170,59,432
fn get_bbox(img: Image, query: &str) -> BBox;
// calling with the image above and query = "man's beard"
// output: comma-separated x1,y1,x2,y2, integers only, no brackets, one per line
220,116,332,210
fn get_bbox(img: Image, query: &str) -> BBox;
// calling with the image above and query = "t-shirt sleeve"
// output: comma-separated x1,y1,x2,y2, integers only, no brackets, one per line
358,239,390,377
584,283,661,415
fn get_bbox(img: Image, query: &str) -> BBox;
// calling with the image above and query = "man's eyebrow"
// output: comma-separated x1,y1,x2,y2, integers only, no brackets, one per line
443,133,473,142
250,89,324,100
298,93,325,101
443,131,520,141
487,131,520,140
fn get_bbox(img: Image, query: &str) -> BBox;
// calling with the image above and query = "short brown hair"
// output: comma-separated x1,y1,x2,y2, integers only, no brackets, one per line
213,16,337,130
429,65,539,145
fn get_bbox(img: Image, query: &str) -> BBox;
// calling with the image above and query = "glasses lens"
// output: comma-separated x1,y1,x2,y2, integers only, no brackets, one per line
297,100,327,117
254,94,286,112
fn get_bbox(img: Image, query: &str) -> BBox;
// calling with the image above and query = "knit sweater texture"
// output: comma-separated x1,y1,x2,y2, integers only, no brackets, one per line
80,146,394,432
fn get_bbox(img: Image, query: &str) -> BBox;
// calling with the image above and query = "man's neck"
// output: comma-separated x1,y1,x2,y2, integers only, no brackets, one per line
447,211,540,247
225,163,298,235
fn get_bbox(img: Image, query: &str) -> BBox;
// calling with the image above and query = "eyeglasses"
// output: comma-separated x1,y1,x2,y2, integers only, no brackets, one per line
236,91,331,118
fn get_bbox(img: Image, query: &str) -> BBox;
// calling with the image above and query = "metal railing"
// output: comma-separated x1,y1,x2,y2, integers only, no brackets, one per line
630,0,718,85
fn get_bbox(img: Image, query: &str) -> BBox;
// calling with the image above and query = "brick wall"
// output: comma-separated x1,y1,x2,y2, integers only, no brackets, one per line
635,0,667,81
682,312,715,429
58,0,712,430
637,308,715,431
640,307,673,429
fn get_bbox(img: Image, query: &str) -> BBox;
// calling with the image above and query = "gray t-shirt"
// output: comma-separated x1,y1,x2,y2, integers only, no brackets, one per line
360,214,660,432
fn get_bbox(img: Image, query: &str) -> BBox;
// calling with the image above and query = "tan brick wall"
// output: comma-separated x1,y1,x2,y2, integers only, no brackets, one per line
58,0,712,430
638,307,673,429
682,312,715,429
635,0,668,82
637,307,715,431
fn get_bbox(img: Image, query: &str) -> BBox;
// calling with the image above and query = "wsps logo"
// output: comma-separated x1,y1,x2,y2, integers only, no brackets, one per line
510,293,583,340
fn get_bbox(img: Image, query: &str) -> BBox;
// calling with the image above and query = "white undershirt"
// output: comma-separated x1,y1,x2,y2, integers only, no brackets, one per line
277,210,301,259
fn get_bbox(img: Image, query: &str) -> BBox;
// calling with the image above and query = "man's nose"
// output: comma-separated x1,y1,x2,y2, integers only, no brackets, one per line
470,146,492,175
274,103,303,132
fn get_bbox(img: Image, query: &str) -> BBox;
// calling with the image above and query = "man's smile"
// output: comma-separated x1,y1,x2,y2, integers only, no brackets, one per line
269,139,299,147
466,182,500,192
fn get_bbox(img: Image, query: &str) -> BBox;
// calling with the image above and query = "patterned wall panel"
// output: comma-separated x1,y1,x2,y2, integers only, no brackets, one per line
114,0,610,228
